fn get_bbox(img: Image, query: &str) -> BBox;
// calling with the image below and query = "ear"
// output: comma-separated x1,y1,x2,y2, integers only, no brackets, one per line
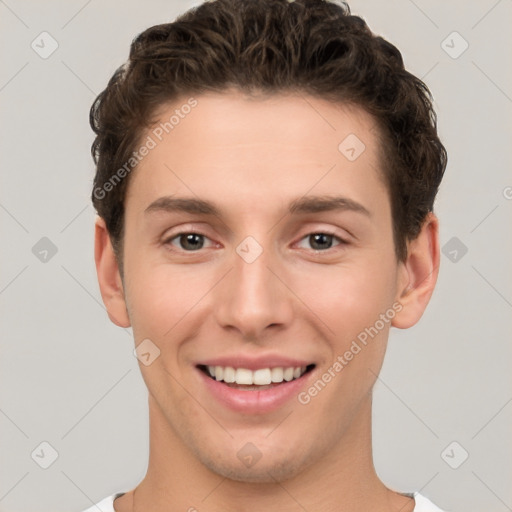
392,213,440,329
94,216,131,328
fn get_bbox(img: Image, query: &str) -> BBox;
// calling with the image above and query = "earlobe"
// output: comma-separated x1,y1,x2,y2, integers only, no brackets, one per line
94,216,131,328
392,213,440,329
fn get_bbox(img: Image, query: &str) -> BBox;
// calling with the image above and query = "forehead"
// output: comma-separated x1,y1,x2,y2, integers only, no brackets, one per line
148,90,380,155
125,90,388,217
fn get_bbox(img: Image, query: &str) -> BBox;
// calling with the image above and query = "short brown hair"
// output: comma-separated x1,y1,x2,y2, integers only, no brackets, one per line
90,0,447,267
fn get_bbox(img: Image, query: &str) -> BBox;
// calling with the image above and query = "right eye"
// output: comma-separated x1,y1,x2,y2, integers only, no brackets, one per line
163,232,216,252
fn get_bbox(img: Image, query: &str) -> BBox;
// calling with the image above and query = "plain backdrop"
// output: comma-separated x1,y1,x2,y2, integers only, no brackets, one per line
0,1,511,511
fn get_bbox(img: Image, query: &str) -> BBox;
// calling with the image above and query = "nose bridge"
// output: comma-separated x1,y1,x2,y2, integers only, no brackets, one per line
235,241,274,299
214,234,293,338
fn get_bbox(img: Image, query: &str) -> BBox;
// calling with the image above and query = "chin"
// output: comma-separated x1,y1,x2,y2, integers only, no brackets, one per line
197,446,314,484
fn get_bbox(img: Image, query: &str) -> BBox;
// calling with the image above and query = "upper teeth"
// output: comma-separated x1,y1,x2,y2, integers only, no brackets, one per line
207,366,307,385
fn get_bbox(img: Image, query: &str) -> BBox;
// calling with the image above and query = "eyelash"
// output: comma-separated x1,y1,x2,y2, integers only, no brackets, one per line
162,230,348,254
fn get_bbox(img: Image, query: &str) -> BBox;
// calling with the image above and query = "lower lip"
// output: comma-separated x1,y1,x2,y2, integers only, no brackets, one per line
197,368,313,414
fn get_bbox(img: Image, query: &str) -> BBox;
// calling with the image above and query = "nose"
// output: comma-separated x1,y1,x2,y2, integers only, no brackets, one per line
213,240,294,341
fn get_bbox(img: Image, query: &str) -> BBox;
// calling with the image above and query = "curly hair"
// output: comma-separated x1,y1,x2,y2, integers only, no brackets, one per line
90,0,447,266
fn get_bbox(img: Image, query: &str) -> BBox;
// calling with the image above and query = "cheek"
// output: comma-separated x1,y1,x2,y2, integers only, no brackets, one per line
125,263,211,339
124,266,216,398
297,265,397,414
127,262,224,357
296,259,397,344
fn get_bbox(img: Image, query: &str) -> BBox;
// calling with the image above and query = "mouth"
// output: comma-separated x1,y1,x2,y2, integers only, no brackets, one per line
198,364,315,390
196,363,316,413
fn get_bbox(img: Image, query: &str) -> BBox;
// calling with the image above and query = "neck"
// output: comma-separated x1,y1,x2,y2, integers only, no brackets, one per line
127,394,410,512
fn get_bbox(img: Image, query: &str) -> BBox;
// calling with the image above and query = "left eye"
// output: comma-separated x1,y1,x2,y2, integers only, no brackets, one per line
165,233,214,251
296,233,344,251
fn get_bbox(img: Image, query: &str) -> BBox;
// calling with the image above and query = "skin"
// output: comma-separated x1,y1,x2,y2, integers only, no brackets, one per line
95,90,439,512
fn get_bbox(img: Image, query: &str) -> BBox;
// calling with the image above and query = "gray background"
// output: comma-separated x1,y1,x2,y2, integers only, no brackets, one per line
0,0,511,511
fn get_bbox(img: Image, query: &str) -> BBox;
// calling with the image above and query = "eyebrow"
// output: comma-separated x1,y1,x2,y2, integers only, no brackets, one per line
144,195,371,217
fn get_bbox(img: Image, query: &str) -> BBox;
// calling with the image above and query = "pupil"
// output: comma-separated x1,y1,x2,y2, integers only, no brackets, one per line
181,233,203,250
310,233,332,250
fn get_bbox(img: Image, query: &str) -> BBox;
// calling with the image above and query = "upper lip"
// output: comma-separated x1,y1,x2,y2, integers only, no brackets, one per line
196,355,314,371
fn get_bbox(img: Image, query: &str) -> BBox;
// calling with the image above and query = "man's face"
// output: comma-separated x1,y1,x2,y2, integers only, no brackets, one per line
119,91,407,482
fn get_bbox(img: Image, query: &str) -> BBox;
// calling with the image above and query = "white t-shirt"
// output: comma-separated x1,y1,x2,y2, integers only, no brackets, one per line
81,491,446,511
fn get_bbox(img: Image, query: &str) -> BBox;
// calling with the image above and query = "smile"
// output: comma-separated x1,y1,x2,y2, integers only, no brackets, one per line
196,363,316,413
201,365,313,388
